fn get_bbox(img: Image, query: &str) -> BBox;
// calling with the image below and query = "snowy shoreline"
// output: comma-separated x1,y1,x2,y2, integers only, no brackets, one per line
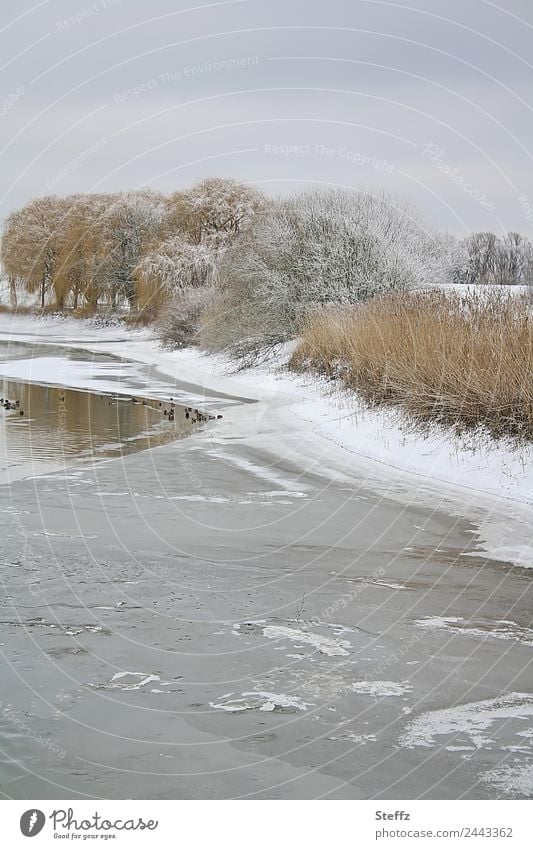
0,311,532,569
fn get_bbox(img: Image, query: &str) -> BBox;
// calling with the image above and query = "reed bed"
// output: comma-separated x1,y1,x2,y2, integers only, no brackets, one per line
290,289,533,440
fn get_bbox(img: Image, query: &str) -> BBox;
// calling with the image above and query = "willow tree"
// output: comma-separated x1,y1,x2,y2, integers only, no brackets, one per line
134,236,218,313
53,194,112,310
98,190,168,310
177,177,266,247
1,196,66,308
1,211,22,307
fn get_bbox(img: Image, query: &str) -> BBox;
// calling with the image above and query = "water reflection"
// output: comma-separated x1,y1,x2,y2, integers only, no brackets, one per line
0,379,197,482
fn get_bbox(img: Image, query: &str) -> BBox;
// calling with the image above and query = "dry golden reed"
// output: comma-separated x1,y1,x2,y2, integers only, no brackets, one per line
291,289,533,440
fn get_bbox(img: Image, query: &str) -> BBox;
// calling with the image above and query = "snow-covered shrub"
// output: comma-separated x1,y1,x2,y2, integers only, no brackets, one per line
157,286,215,349
200,188,455,355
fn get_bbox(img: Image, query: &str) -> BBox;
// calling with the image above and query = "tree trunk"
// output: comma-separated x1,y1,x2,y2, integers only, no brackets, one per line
9,277,17,309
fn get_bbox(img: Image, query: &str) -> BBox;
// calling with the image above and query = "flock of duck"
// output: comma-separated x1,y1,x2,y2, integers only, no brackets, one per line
0,397,24,416
129,395,223,424
1,390,222,426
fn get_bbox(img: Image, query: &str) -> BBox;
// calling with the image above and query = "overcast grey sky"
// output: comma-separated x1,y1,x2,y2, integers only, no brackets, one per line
1,0,532,234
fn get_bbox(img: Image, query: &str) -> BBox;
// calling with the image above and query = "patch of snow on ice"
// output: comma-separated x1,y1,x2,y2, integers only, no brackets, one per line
445,745,475,752
482,763,533,797
351,681,413,697
517,728,533,740
248,490,308,499
415,616,533,646
106,672,161,690
262,624,351,657
400,693,533,749
210,691,313,713
416,616,463,629
328,732,377,744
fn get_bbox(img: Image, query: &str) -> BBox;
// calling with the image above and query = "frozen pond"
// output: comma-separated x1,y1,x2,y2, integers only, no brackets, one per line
0,340,241,484
0,332,531,801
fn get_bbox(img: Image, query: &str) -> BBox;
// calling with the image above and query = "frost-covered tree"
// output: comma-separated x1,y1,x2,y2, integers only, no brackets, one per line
495,232,531,284
135,236,218,313
176,177,265,247
145,179,265,324
1,180,265,315
456,231,533,285
98,190,168,309
200,188,454,354
53,194,111,309
1,212,22,308
1,196,67,307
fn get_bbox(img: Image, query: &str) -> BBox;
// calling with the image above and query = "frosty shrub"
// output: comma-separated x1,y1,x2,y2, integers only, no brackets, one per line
157,286,216,349
200,188,455,356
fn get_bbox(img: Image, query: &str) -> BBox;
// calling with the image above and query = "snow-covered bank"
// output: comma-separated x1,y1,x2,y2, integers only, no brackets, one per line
155,345,533,569
0,312,532,569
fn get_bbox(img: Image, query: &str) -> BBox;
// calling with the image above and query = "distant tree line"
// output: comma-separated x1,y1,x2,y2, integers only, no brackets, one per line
0,178,264,313
455,231,533,286
1,179,532,354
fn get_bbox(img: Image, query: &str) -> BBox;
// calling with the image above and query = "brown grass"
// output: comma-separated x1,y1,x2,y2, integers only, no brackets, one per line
0,304,35,315
290,289,533,441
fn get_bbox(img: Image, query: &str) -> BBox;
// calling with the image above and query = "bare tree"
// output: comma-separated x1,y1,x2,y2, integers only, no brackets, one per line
456,231,533,285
